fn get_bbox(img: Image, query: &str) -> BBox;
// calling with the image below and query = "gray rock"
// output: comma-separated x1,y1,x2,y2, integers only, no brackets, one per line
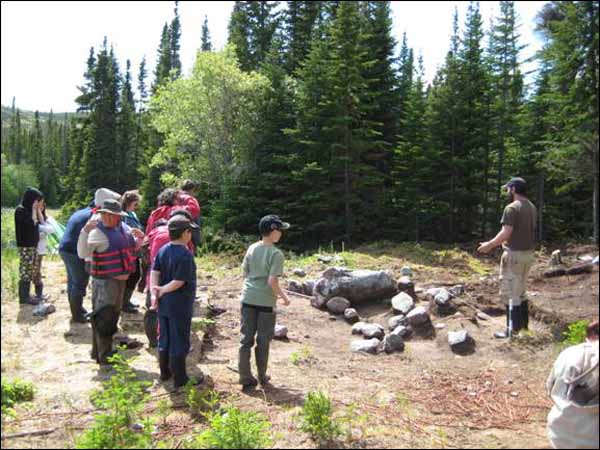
434,289,451,305
351,322,367,335
326,297,351,315
448,284,465,297
425,287,443,301
318,255,334,263
448,330,468,347
400,266,413,277
350,338,381,355
344,308,360,324
293,268,307,277
397,276,416,299
476,311,492,321
435,323,447,330
391,325,412,338
314,268,398,305
303,280,316,296
383,334,405,354
311,294,328,309
362,323,385,340
274,325,288,340
391,292,414,315
407,306,430,326
288,280,304,294
388,315,407,331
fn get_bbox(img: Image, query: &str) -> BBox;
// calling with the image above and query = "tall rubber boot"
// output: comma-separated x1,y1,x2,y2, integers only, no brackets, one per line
170,355,189,388
69,293,88,323
121,286,139,313
19,281,40,305
521,300,529,331
159,351,172,381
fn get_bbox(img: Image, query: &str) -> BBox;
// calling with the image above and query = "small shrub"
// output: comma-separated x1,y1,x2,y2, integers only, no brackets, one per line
186,383,220,419
300,391,342,445
75,351,153,449
188,406,272,449
562,320,589,346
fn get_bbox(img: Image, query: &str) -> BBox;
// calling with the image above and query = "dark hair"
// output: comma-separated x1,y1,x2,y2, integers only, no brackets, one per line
169,227,188,241
180,179,200,192
169,208,192,220
153,218,168,230
587,320,599,340
157,188,178,207
121,190,141,210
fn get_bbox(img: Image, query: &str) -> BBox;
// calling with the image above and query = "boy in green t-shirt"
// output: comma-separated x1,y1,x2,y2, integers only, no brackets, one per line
238,215,291,389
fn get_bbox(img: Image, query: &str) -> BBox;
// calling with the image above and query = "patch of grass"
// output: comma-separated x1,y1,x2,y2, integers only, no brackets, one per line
1,248,20,300
290,346,317,366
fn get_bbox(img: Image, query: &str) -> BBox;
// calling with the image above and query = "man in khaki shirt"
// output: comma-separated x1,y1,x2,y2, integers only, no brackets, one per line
478,177,537,339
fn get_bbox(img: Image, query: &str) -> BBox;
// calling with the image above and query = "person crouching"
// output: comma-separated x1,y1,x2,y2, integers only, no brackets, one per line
78,199,144,365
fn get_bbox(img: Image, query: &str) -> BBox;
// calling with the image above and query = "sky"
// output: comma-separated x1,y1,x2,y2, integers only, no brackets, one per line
1,1,548,113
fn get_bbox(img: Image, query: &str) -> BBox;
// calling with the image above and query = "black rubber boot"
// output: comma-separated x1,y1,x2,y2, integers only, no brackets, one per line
19,281,40,305
521,300,529,331
159,351,172,381
512,305,523,334
34,283,49,301
121,286,139,314
170,355,189,388
69,293,88,323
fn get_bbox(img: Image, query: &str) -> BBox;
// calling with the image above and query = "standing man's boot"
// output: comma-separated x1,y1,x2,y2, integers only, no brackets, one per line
19,281,40,305
170,355,189,388
521,300,529,331
159,351,172,381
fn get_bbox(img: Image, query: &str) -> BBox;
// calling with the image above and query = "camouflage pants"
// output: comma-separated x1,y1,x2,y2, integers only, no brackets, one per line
19,247,42,285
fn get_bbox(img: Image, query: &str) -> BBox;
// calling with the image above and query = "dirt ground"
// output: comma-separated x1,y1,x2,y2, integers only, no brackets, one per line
1,246,598,449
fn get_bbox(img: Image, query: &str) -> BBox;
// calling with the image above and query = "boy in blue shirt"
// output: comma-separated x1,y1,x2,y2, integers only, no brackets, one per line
151,215,203,387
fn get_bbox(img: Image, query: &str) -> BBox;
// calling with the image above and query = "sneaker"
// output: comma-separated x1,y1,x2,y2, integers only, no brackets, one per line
494,330,510,339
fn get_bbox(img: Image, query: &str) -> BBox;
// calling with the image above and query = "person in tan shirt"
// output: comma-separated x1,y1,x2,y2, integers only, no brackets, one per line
478,177,537,339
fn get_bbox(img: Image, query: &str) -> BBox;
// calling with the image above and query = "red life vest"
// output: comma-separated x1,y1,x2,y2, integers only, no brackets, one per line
90,222,136,279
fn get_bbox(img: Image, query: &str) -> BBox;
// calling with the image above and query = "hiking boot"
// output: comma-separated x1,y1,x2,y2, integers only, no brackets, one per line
19,281,40,305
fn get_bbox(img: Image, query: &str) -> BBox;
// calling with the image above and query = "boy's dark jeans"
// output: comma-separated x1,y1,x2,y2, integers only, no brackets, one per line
238,303,276,385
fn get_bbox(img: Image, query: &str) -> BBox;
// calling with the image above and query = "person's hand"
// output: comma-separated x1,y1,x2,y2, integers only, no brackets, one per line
83,219,98,233
477,241,494,254
152,286,163,299
281,297,291,307
149,294,159,311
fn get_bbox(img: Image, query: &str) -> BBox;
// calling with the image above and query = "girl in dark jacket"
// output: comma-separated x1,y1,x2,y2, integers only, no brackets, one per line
14,187,44,305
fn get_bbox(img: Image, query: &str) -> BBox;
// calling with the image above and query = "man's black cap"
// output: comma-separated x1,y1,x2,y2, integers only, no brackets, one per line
502,177,527,193
259,215,290,234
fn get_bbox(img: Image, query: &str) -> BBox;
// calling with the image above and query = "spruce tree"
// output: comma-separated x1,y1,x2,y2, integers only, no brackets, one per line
201,15,212,51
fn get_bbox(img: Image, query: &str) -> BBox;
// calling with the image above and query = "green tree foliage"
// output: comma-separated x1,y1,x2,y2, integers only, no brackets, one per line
201,15,212,51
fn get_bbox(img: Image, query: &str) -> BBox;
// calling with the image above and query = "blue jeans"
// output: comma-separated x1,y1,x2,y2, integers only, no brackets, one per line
60,251,90,299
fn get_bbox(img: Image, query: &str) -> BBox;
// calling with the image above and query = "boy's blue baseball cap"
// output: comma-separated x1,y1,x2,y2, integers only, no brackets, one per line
259,215,290,234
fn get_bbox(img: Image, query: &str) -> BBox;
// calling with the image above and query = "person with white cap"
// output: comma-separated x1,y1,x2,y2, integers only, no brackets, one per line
59,188,121,322
546,320,599,449
78,198,144,365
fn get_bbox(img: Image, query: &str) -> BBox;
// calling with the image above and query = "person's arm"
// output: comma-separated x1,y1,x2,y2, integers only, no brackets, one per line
77,220,104,259
477,225,513,254
150,270,161,310
268,276,290,306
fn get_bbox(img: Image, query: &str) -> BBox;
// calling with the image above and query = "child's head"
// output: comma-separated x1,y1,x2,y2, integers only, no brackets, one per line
587,320,599,342
258,215,290,243
167,215,199,243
